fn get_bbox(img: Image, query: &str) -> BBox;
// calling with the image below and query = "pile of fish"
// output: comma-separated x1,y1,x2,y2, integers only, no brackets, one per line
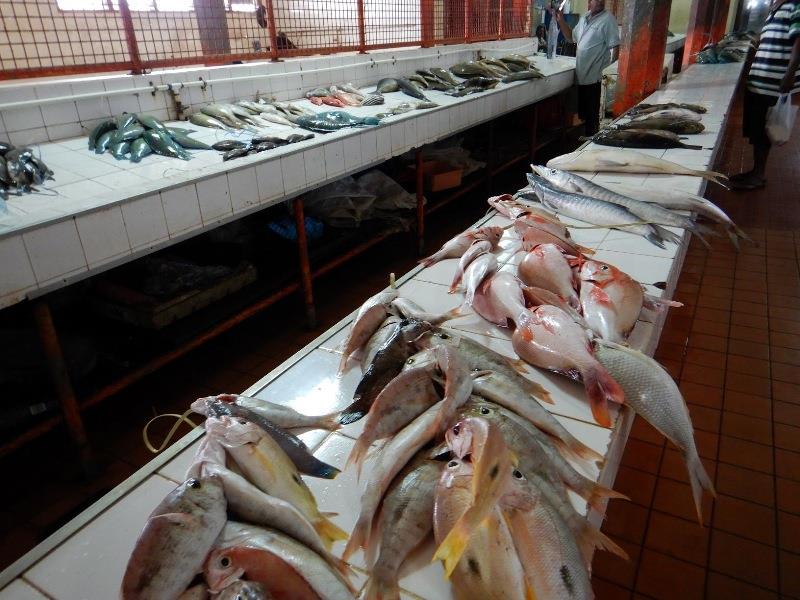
121,393,355,598
588,105,708,149
294,111,382,133
0,143,54,199
190,99,312,132
88,113,211,162
307,83,383,107
212,133,315,161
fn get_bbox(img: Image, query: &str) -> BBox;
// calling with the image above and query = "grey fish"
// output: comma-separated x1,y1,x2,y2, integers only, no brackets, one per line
305,87,331,98
223,148,249,161
338,82,366,98
502,70,544,83
110,125,145,144
88,119,116,150
447,86,483,97
397,78,429,100
499,53,532,69
481,57,512,72
110,141,130,159
628,102,707,116
167,126,197,135
285,133,314,143
594,340,715,522
129,138,153,163
361,92,385,106
136,113,168,132
407,73,428,87
143,129,191,160
295,111,380,133
170,131,211,150
450,61,498,78
190,112,234,132
116,112,138,130
525,173,668,248
619,117,705,134
376,77,400,93
588,128,702,150
213,140,247,151
94,130,115,154
430,67,460,85
217,581,268,600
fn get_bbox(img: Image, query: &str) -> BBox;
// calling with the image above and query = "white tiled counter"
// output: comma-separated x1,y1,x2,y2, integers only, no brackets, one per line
0,60,745,599
0,42,576,309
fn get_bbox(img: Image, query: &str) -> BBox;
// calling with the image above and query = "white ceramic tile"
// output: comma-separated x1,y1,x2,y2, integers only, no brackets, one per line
2,106,45,132
108,93,142,118
54,179,113,201
23,219,87,284
41,99,80,127
66,157,120,179
281,152,307,195
0,234,37,298
303,147,326,186
196,173,233,224
390,123,406,155
360,129,378,165
376,126,392,159
342,135,362,172
324,141,346,179
25,475,177,600
92,170,150,191
255,158,286,205
121,193,169,250
161,185,202,237
9,128,48,146
404,118,418,150
0,579,48,599
75,206,131,267
46,123,84,141
228,166,260,214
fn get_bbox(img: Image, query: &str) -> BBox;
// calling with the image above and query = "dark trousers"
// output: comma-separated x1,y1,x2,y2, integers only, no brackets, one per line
578,82,602,136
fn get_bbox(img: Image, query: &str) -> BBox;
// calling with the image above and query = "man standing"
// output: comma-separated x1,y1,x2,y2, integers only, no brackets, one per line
549,0,620,135
731,0,800,190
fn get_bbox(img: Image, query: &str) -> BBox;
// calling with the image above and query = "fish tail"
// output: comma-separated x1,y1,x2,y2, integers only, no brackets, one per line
344,438,369,479
686,450,716,524
433,516,473,578
317,515,349,551
338,408,365,426
362,571,400,600
418,252,441,268
312,459,341,479
651,224,682,245
582,364,625,428
692,221,721,238
342,517,368,561
448,273,462,293
645,230,667,249
319,411,343,431
338,351,351,375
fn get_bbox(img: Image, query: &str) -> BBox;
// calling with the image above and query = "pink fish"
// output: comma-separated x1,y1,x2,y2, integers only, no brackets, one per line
471,271,528,328
517,243,579,309
420,226,504,268
449,239,492,293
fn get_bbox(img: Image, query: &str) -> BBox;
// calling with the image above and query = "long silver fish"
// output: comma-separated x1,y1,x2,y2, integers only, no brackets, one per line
593,340,716,522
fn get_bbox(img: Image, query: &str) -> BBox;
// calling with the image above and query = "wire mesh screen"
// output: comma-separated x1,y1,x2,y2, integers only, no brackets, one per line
0,0,530,79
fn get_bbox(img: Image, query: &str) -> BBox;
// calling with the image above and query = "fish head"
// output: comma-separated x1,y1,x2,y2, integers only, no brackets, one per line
400,318,434,343
169,474,225,515
461,397,501,421
204,546,247,592
217,580,269,600
499,466,536,512
530,164,568,187
402,347,438,372
205,415,262,448
476,226,505,246
440,456,475,490
580,259,621,285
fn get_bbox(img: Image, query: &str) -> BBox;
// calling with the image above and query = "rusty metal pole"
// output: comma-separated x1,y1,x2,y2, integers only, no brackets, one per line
32,300,94,472
613,0,655,115
266,0,281,61
645,0,673,91
421,0,435,47
683,0,716,68
119,0,143,75
293,198,317,329
464,0,471,42
357,0,367,53
415,148,425,255
710,0,732,43
498,0,505,39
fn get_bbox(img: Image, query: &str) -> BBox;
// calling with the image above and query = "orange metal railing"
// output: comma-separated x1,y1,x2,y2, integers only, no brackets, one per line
0,0,530,79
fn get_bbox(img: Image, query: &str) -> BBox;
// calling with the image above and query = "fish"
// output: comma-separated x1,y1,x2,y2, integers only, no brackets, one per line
546,148,729,186
517,243,579,308
206,522,356,598
631,107,703,122
502,70,544,82
204,393,340,431
628,102,707,115
499,54,533,69
419,225,504,267
480,57,512,73
432,459,531,600
338,288,398,374
594,340,716,522
94,130,115,154
513,305,625,427
460,76,499,89
143,129,191,160
223,148,249,161
340,319,432,425
329,86,363,106
295,111,380,133
470,271,528,328
417,328,552,403
121,476,227,600
170,131,211,150
407,73,429,87
190,112,234,131
450,61,499,79
136,113,169,132
0,141,14,156
110,125,145,144
110,140,130,159
462,253,498,305
205,416,347,549
530,165,707,242
193,397,340,479
361,316,403,372
430,67,460,85
376,78,400,93
525,173,669,248
449,240,493,292
344,402,444,561
202,104,250,129
216,581,269,600
361,457,443,600
88,119,116,150
586,128,703,150
213,140,248,151
116,112,138,130
178,584,210,600
306,87,332,98
361,93,385,106
619,117,706,134
397,78,429,100
338,82,366,99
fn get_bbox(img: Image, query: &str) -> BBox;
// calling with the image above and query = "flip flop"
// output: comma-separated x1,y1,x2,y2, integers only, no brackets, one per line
730,177,766,190
729,172,755,182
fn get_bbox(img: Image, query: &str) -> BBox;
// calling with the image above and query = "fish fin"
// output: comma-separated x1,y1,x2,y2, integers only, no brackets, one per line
652,281,667,290
552,436,605,465
683,143,703,150
577,244,596,255
645,231,667,249
319,412,344,431
587,484,630,512
575,519,629,564
643,294,683,311
338,407,365,426
692,221,721,238
582,365,625,427
342,518,366,561
361,571,400,600
433,511,482,578
345,438,370,480
651,224,682,245
686,451,716,524
316,515,349,551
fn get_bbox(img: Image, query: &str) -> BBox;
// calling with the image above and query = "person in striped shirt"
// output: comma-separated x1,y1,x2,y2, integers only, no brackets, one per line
730,0,800,190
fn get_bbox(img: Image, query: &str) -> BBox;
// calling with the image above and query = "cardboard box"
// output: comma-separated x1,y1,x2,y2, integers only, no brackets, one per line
421,160,463,192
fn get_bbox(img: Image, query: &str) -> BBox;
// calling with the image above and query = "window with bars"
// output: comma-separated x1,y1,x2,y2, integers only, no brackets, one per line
54,0,258,12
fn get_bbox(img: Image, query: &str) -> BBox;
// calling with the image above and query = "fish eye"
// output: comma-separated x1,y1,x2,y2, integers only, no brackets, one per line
480,407,490,415
600,265,609,271
220,556,231,568
407,357,415,364
238,419,247,425
437,332,449,339
513,469,524,480
187,478,201,489
452,424,461,435
447,460,459,468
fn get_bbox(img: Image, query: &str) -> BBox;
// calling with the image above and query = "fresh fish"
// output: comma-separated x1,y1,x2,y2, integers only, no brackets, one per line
620,117,705,134
547,148,728,185
190,112,234,131
136,113,168,132
166,132,208,150
513,305,625,427
213,140,247,151
511,210,587,256
0,141,13,156
206,522,356,599
628,102,707,115
94,130,115,154
87,119,116,150
178,584,210,600
344,402,445,561
306,87,332,98
255,111,297,127
361,457,443,600
389,296,457,324
110,141,130,159
376,102,416,118
587,128,703,150
518,243,579,308
167,126,198,135
285,133,314,143
480,57,512,73
205,416,347,549
203,104,249,129
499,54,533,70
216,581,269,600
128,138,152,163
341,319,432,424
295,111,380,133
450,61,498,79
361,316,403,371
142,129,191,160
631,107,702,122
449,240,492,293
338,82,366,99
407,73,429,87
121,476,226,600
329,86,363,106
526,173,668,248
376,78,400,93
110,125,145,144
502,70,544,82
116,112,138,130
461,76,499,89
361,93,385,106
204,393,340,431
417,329,552,403
594,340,716,521
338,288,398,374
397,78,429,100
470,271,528,328
462,253,498,305
430,67,460,85
223,147,249,161
420,225,504,267
193,397,340,479
447,86,484,97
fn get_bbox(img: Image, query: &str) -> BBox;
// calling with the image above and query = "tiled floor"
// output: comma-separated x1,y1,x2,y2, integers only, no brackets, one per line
592,92,800,599
2,88,799,600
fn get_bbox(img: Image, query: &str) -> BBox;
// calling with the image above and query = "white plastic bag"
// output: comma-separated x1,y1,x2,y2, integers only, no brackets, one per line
766,93,797,145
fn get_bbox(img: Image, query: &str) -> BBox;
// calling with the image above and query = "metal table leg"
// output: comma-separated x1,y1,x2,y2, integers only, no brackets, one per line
293,198,317,329
415,148,425,256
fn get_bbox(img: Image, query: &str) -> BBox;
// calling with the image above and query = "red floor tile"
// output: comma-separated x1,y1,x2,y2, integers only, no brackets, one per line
714,462,775,508
723,390,772,420
706,571,778,600
635,549,706,600
712,494,776,546
652,476,713,526
621,438,664,474
709,530,778,591
602,500,650,545
718,436,774,473
779,551,800,598
681,381,724,409
775,449,800,482
720,412,773,445
645,511,709,566
775,423,800,453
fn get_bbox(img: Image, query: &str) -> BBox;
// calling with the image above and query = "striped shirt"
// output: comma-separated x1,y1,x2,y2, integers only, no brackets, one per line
747,0,800,96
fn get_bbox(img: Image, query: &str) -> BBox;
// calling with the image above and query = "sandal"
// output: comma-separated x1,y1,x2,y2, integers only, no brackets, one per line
730,175,766,190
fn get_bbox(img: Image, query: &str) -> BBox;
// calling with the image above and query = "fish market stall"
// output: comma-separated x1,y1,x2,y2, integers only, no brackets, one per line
0,57,746,599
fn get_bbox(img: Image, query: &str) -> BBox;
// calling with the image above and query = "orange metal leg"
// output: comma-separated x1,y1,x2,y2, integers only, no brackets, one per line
293,198,317,328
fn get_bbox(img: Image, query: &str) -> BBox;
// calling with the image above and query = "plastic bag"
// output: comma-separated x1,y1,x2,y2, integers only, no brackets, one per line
766,93,797,146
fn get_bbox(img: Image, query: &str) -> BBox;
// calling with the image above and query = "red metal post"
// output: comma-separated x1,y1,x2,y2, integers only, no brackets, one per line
266,0,281,61
357,0,367,53
421,0,435,47
683,0,716,68
293,198,317,328
118,0,143,75
645,0,673,91
498,0,505,39
710,0,732,43
464,0,471,42
613,0,655,115
415,148,426,255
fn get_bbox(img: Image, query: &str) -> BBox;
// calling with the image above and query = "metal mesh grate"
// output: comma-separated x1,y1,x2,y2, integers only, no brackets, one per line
0,0,530,79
